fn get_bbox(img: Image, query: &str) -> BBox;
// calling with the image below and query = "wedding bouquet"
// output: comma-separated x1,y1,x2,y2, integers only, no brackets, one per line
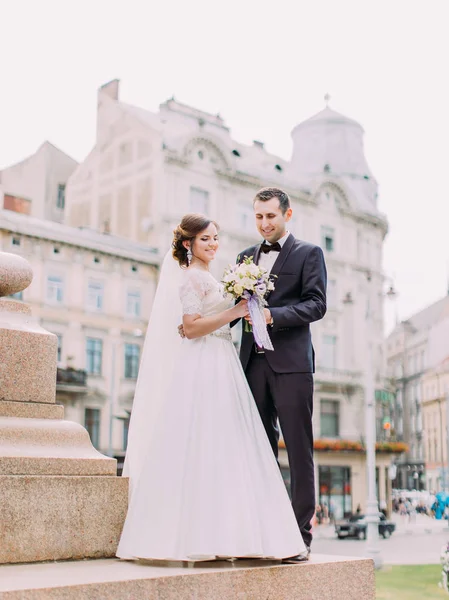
222,256,275,351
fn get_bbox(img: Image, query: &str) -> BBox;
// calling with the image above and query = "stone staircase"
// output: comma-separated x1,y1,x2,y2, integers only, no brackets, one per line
0,554,375,599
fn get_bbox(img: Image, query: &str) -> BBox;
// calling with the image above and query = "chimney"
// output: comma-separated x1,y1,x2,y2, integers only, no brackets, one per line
253,140,265,150
96,79,120,144
98,79,120,101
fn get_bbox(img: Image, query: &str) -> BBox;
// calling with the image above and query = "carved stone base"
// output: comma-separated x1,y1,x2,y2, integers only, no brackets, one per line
0,475,128,564
0,417,117,476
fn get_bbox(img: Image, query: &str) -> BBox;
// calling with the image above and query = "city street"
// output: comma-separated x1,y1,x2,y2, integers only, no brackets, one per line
313,514,449,565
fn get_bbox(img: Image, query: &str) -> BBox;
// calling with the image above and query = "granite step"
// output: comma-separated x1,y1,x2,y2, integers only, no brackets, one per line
0,554,375,600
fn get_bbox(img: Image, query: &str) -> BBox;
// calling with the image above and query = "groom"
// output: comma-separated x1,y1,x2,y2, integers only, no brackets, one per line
237,187,327,561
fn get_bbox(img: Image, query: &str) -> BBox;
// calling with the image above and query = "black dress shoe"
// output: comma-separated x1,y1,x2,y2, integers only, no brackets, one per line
282,547,311,564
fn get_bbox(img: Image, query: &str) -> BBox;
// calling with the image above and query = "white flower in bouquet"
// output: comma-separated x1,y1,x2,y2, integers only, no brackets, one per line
233,283,244,297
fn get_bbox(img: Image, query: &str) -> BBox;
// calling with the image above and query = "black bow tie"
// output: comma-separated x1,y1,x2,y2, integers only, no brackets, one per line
260,241,281,254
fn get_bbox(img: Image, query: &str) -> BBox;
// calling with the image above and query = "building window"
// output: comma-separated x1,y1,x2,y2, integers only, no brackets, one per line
11,236,21,246
126,290,141,318
123,416,130,451
190,187,209,214
47,275,64,304
327,279,337,308
86,338,103,375
9,291,23,300
414,353,419,373
119,142,133,166
320,400,339,437
87,280,104,311
55,334,62,362
84,408,100,448
321,226,335,252
124,343,140,379
56,184,66,209
239,204,253,232
321,335,337,370
318,466,352,520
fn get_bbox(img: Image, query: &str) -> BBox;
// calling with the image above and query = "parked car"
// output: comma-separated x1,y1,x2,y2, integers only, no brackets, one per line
334,513,396,540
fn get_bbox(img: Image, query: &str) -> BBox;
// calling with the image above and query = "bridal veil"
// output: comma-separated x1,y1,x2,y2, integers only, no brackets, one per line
122,250,183,495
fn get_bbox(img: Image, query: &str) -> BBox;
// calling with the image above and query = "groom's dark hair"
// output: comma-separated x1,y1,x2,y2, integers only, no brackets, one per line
253,187,290,214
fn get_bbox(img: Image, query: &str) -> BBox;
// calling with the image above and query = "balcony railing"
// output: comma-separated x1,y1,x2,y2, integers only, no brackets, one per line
56,367,88,389
315,367,363,387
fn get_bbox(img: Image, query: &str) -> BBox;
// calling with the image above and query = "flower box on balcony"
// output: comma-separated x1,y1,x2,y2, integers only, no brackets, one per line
278,438,408,454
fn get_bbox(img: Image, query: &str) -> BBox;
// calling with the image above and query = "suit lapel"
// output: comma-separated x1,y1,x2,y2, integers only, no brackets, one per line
266,233,295,301
270,233,294,278
253,243,262,266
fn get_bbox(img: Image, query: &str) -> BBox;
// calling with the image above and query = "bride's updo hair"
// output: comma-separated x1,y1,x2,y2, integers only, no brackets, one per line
172,214,218,267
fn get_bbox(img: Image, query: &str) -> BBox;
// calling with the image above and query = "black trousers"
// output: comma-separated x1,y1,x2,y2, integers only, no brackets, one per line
246,352,315,548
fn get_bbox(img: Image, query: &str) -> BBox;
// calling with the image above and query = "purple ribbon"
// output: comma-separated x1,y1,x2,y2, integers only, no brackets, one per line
247,294,274,351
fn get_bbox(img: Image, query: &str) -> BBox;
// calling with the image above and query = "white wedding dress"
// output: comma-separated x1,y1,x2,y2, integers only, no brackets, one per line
116,266,306,561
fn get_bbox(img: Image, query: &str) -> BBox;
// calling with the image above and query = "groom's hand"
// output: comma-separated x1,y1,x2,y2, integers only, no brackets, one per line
178,324,186,339
264,308,273,326
244,309,273,326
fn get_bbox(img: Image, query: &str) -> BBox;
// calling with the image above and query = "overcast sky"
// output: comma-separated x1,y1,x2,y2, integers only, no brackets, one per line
1,0,448,331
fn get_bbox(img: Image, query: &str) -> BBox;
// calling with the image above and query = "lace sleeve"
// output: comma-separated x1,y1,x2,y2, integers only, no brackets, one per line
179,270,209,315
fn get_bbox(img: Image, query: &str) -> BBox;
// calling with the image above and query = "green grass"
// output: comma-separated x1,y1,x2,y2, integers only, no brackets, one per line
376,565,448,599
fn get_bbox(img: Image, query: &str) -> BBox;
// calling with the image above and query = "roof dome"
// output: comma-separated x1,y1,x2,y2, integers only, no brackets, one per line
291,104,372,177
295,106,363,131
290,102,378,208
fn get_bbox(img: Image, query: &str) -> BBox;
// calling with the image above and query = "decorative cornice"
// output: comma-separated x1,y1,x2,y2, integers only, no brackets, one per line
0,210,159,265
183,136,231,170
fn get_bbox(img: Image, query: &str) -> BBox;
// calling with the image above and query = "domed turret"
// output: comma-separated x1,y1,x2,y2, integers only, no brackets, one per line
291,99,378,208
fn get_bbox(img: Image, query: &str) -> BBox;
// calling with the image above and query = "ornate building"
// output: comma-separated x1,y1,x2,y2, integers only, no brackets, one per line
386,295,449,490
421,357,449,492
0,208,158,465
61,80,399,516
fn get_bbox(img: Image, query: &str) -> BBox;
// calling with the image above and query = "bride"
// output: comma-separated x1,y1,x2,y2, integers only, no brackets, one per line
116,213,306,561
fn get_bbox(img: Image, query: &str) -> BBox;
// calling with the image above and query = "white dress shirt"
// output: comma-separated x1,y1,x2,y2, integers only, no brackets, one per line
258,231,290,274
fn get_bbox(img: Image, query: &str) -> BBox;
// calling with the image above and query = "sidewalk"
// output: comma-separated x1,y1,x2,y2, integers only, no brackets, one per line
392,512,449,536
312,513,449,540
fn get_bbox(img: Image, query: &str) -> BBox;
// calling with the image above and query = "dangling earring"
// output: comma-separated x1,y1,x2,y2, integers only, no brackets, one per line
187,248,192,263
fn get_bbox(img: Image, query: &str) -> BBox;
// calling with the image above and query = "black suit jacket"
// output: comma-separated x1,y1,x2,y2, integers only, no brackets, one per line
237,234,327,374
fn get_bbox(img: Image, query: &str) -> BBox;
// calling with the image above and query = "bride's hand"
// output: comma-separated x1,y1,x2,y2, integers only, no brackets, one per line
233,299,249,319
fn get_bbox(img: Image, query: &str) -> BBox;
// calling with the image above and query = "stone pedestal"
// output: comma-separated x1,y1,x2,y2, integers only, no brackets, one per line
0,252,128,564
0,476,128,563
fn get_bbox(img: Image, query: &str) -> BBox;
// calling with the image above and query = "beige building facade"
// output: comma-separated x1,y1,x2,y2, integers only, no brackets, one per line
386,295,449,490
0,208,158,464
421,358,449,492
0,141,78,222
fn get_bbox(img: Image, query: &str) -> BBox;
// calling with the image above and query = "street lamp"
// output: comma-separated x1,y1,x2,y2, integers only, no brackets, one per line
344,277,397,569
364,298,382,569
367,279,397,568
